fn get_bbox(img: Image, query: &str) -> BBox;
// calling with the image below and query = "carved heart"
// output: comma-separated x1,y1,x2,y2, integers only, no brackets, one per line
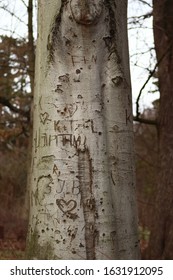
56,199,77,213
40,112,50,124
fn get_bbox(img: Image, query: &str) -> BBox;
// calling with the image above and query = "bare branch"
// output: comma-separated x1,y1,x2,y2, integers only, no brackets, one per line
128,11,152,24
20,0,28,8
135,41,173,118
133,115,157,126
0,4,26,25
138,0,152,8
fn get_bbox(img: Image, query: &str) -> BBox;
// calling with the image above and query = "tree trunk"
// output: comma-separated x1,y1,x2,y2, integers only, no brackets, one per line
144,0,173,259
26,0,140,260
24,0,35,221
28,0,35,94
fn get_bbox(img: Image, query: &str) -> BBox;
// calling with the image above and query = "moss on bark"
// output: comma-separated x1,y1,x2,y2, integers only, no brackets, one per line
26,228,58,259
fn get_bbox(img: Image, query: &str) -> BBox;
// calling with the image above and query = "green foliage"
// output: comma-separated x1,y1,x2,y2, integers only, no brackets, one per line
139,225,150,242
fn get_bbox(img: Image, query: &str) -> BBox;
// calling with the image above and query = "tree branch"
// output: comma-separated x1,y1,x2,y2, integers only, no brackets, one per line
138,0,152,8
135,41,173,119
0,5,26,25
133,115,157,126
20,0,28,8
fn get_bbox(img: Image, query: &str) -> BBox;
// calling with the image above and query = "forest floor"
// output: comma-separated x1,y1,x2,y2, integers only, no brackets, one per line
0,238,26,259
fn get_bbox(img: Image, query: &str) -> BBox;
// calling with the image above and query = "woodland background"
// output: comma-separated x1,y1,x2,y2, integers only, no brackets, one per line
0,0,172,259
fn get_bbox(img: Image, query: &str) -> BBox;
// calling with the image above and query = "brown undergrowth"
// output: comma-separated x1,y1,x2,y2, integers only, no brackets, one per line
0,238,26,260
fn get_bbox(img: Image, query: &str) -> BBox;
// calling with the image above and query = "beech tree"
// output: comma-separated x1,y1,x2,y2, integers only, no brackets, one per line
26,0,140,260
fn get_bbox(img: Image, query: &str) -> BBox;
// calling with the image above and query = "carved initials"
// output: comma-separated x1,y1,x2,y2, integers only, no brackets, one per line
53,164,59,175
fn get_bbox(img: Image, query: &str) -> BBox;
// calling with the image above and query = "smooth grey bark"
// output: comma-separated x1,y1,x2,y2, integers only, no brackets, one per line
26,0,140,260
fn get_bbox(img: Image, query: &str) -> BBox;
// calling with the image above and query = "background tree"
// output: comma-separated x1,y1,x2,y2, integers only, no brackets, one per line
143,0,173,259
26,0,140,260
128,0,159,257
129,0,173,259
0,0,35,258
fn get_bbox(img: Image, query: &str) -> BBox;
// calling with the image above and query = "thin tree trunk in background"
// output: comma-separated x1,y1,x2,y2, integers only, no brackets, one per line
144,0,173,259
28,0,35,93
26,0,140,260
25,0,35,221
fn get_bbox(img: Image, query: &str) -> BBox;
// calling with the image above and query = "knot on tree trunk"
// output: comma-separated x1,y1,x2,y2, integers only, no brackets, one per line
70,0,103,25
